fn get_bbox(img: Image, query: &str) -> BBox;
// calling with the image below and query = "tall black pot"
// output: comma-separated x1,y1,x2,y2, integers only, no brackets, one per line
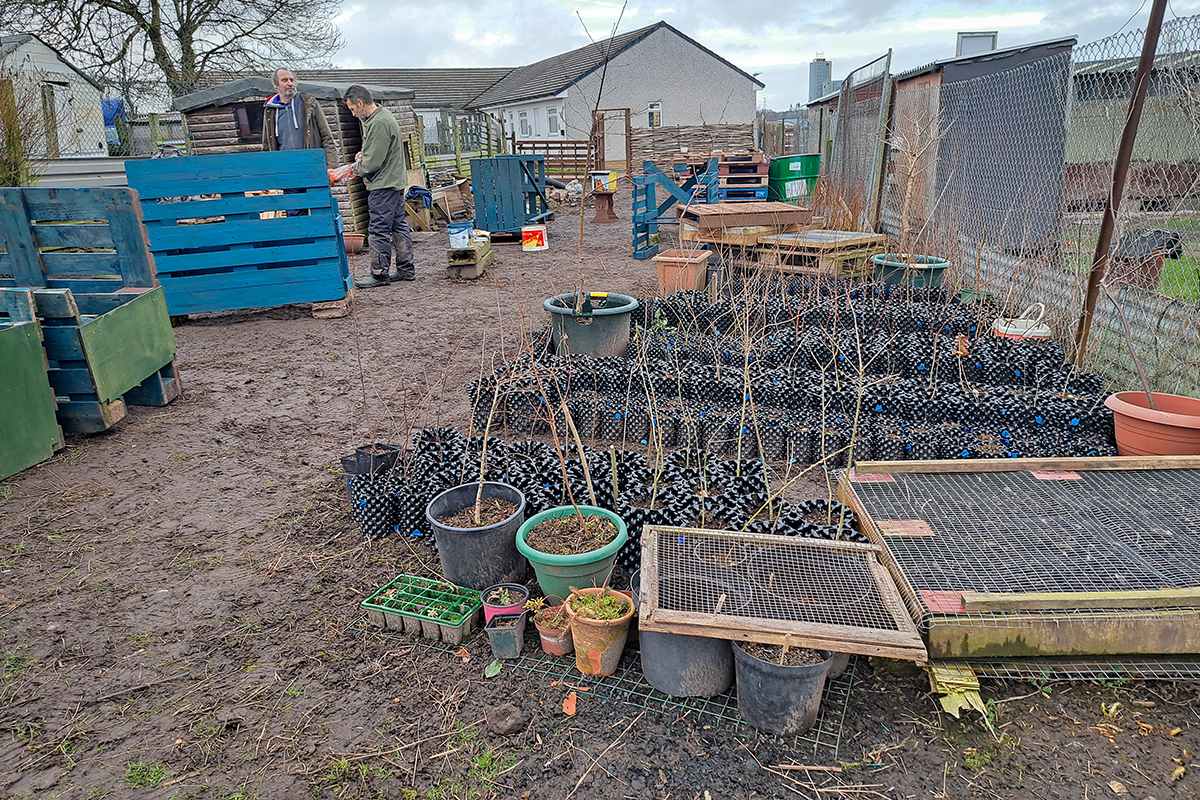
425,482,527,590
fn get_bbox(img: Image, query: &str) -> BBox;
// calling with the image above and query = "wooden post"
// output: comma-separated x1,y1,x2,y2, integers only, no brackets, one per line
148,113,163,148
869,76,897,231
453,114,463,174
1074,0,1169,366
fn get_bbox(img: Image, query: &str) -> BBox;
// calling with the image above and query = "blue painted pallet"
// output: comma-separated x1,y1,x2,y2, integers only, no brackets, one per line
0,187,156,292
632,159,718,259
718,186,769,201
125,150,351,315
469,156,551,234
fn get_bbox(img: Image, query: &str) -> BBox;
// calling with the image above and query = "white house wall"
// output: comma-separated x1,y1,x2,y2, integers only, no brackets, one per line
495,97,568,141
563,26,759,162
6,39,106,157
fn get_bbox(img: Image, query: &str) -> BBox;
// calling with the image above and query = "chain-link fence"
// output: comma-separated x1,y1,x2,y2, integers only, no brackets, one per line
827,52,891,229
828,18,1200,395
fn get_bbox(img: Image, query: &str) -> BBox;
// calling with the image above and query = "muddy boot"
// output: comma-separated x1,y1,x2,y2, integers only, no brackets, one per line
355,274,390,288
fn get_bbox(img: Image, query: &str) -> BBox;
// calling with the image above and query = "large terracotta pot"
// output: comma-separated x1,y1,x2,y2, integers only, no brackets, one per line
1104,391,1200,456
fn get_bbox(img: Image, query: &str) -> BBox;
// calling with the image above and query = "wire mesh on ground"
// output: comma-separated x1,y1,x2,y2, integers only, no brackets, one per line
941,657,1200,681
347,614,855,759
846,467,1200,625
829,17,1200,395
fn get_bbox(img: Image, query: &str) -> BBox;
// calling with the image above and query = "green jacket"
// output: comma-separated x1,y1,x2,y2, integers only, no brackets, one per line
358,106,408,191
261,93,336,168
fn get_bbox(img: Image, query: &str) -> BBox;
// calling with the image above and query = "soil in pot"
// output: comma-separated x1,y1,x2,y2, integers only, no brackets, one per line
481,583,529,624
437,498,519,528
733,642,832,736
566,587,635,676
525,513,618,555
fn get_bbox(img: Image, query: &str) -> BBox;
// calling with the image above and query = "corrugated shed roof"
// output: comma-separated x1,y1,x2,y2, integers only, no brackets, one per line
469,20,764,109
893,36,1077,82
296,67,514,109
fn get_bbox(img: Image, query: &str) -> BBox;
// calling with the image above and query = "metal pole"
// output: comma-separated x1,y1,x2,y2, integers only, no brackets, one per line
1074,0,1169,367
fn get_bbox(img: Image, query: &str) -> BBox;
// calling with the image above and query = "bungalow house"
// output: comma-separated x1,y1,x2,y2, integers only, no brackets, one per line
1,34,106,163
469,21,764,171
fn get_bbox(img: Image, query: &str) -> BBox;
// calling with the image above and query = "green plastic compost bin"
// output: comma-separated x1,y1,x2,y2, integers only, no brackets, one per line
768,154,820,204
543,293,639,358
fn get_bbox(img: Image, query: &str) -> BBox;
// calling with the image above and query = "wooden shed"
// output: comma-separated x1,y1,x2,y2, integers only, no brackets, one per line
172,77,422,235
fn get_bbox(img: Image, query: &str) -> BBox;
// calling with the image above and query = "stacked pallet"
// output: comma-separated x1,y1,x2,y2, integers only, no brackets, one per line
678,201,821,251
752,230,886,277
715,152,769,201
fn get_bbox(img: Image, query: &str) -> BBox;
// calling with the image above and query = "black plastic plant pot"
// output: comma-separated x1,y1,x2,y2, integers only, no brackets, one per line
632,570,735,697
732,642,833,736
355,443,401,477
425,482,527,591
485,612,527,659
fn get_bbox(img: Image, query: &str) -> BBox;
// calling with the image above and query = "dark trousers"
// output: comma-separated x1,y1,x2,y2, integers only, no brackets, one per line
283,186,309,216
367,187,414,278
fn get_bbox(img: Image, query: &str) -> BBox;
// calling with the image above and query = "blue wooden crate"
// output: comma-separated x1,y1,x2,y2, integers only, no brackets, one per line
125,150,351,315
469,156,552,234
0,187,157,293
718,186,769,201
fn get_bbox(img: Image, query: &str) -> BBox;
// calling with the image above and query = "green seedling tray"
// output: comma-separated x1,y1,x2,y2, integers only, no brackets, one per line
361,574,483,644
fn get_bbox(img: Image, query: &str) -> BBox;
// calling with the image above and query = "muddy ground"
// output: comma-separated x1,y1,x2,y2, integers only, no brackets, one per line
2,193,1198,800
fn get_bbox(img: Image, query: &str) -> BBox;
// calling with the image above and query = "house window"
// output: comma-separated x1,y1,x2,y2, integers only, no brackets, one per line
547,106,560,136
233,102,265,144
648,102,662,128
518,110,530,137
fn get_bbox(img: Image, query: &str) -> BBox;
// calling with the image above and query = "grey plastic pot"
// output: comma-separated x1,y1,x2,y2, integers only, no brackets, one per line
485,612,527,659
732,642,832,736
631,569,734,697
426,482,527,590
543,292,640,358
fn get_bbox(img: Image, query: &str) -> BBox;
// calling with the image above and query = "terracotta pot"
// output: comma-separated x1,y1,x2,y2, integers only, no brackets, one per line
534,611,574,656
1105,391,1200,456
343,232,365,254
565,587,635,676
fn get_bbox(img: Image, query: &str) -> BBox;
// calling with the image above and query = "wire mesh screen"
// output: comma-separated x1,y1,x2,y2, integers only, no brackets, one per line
847,467,1200,621
828,52,891,228
865,18,1200,396
642,526,926,660
943,657,1200,681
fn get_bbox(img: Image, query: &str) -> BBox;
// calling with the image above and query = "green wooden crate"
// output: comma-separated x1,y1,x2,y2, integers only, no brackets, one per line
0,292,63,478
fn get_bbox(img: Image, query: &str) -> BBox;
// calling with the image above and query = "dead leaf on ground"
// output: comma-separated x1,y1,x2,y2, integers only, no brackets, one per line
1108,779,1128,795
563,691,577,716
1172,766,1187,781
456,647,470,663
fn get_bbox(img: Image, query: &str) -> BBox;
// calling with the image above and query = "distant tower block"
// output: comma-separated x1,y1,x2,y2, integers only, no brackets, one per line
809,54,833,102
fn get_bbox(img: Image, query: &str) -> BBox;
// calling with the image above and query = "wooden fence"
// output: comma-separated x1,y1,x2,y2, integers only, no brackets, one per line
510,138,592,179
630,124,755,172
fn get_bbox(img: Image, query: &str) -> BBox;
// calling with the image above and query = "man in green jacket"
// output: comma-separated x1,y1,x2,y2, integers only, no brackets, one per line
344,84,415,287
263,68,336,216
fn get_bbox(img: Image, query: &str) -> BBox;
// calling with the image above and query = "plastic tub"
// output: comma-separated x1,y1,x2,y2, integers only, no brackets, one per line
768,154,820,203
425,482,527,590
448,221,473,249
543,292,639,358
521,225,548,251
870,253,950,288
732,642,832,735
631,569,734,697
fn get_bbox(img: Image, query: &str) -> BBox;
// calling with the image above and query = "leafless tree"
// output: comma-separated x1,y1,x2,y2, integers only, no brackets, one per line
0,47,52,186
0,0,345,98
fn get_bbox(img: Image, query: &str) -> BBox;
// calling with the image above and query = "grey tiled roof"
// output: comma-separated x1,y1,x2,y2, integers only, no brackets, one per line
469,21,764,109
296,67,514,109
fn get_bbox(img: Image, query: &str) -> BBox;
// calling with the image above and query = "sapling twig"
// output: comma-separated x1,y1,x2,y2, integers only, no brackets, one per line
1099,279,1158,409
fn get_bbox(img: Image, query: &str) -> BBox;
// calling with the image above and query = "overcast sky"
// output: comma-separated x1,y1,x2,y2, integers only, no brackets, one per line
330,0,1200,109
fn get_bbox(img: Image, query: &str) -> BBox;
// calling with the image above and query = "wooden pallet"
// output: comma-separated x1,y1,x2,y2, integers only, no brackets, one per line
677,201,813,231
126,150,352,316
718,175,769,188
718,162,769,176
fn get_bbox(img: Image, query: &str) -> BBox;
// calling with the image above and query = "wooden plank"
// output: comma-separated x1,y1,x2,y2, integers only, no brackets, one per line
758,230,886,251
125,149,330,188
54,397,126,435
851,456,1200,474
925,609,1200,659
47,366,99,396
39,253,123,277
40,326,84,360
123,360,182,407
961,587,1200,611
0,190,47,286
640,616,927,661
677,201,813,230
0,322,62,479
147,240,342,276
145,213,336,251
0,288,38,324
139,190,333,223
102,188,157,286
77,287,176,402
158,264,348,315
32,288,81,320
30,222,113,249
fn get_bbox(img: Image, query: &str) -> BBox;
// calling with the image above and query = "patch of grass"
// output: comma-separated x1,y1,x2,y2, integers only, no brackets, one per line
284,685,303,697
1159,255,1200,303
963,747,993,771
468,748,513,784
3,645,36,684
221,785,257,800
122,761,171,788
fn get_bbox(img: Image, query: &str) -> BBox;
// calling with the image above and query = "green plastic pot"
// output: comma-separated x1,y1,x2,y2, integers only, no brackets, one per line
870,253,950,288
515,506,628,600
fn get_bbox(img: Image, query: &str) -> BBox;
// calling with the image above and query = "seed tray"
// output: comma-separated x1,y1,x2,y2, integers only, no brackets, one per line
361,574,483,643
